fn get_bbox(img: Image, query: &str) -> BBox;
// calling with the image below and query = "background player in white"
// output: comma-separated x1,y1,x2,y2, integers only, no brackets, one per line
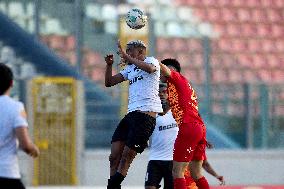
104,40,163,189
0,63,40,189
145,83,225,189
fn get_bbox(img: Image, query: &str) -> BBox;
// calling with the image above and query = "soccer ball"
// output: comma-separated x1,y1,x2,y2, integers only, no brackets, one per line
126,8,147,30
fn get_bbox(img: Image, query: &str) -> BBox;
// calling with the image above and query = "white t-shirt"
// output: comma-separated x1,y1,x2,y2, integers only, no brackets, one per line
120,57,163,113
0,95,28,179
149,111,179,161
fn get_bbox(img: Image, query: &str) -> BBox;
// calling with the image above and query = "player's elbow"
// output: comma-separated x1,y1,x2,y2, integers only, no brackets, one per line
105,79,113,87
105,82,111,87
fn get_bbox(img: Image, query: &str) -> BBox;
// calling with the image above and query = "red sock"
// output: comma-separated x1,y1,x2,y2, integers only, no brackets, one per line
174,178,187,189
195,176,209,189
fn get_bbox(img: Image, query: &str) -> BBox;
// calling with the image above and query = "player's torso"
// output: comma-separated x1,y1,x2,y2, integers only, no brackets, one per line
149,111,178,160
125,63,162,113
167,75,203,125
0,96,21,178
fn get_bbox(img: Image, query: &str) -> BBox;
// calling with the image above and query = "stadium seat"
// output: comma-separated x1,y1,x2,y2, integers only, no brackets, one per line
156,37,170,52
166,21,183,36
48,35,65,50
0,46,16,64
227,103,244,116
252,54,266,69
65,51,76,66
226,24,241,37
91,69,105,83
247,39,261,53
177,53,191,67
101,4,117,20
213,23,226,37
212,103,223,114
275,40,284,52
83,51,102,67
8,2,25,19
243,69,257,83
229,70,243,83
45,18,66,35
271,25,283,37
221,8,237,22
186,38,202,52
236,54,252,68
212,69,228,83
26,2,34,18
272,70,284,83
85,3,101,19
177,7,194,21
267,9,282,22
191,53,203,68
251,8,266,22
257,69,272,83
207,8,221,22
237,8,251,22
172,38,187,52
266,55,278,69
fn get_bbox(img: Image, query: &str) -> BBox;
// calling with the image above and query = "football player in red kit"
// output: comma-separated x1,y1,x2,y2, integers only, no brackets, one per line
160,58,209,189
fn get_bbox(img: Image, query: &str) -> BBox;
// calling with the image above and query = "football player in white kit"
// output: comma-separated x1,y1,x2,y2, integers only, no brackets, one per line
145,83,225,189
145,83,178,189
0,63,39,189
104,40,163,189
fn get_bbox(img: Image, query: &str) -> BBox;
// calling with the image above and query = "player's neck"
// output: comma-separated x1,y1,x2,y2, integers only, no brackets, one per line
4,88,11,96
158,108,170,116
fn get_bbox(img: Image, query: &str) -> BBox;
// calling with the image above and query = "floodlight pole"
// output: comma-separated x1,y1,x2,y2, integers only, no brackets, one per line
202,36,212,121
75,0,83,74
34,0,41,38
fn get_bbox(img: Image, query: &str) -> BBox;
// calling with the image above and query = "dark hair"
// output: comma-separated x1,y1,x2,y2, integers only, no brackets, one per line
0,63,13,95
161,58,181,73
126,40,147,50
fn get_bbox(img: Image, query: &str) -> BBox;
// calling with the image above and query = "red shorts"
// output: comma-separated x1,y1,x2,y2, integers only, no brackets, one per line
173,122,207,162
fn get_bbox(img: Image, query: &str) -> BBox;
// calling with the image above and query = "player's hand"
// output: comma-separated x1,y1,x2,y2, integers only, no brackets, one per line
206,141,214,149
29,145,40,158
105,54,114,66
216,175,225,185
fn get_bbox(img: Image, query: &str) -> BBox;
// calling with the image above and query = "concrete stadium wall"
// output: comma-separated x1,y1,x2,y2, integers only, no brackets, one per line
20,150,284,187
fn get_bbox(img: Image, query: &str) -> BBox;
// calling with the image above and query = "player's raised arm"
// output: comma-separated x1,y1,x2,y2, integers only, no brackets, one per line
104,54,125,87
159,62,171,77
117,40,156,73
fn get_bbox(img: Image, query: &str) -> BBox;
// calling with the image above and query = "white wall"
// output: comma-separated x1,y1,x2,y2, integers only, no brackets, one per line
20,149,284,186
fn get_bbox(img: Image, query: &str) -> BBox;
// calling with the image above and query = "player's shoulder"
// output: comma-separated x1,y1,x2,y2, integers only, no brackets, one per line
144,56,159,65
4,96,24,111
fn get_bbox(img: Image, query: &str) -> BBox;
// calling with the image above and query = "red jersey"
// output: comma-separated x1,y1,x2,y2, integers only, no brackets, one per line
167,70,204,126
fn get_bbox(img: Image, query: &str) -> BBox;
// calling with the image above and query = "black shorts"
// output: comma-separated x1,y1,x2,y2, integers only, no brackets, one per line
111,111,156,153
0,177,25,189
145,160,173,189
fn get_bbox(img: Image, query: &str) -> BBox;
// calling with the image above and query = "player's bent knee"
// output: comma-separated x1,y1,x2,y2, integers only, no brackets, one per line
109,154,120,167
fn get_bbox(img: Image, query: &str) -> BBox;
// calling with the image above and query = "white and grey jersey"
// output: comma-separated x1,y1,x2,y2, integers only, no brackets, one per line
0,95,28,179
149,111,178,161
120,56,163,113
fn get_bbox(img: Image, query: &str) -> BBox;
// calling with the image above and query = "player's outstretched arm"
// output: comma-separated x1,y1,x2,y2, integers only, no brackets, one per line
159,63,171,77
202,160,225,185
104,54,125,87
117,41,156,73
16,127,40,158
